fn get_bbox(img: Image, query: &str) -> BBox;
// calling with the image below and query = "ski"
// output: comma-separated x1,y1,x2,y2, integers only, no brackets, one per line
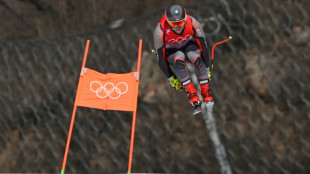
192,101,202,115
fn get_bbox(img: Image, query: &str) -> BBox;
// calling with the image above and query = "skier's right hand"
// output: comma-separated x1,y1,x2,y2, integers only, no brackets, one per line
206,67,211,79
168,75,183,91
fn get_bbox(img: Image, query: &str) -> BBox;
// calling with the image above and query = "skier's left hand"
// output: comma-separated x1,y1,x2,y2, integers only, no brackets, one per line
168,75,183,91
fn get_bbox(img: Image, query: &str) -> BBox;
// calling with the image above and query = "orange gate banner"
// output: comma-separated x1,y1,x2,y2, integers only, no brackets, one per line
75,68,139,112
61,40,143,174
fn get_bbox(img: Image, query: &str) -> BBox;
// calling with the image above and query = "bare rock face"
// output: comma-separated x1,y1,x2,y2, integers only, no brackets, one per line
244,50,269,97
293,26,310,44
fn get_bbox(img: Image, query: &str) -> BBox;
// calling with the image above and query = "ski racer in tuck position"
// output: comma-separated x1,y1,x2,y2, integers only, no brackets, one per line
153,4,214,115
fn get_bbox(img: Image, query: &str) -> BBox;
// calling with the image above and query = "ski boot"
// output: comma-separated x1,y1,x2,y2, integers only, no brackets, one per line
182,80,201,115
199,79,214,104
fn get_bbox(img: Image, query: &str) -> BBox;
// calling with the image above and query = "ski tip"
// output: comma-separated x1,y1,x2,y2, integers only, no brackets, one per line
229,36,232,40
192,109,202,115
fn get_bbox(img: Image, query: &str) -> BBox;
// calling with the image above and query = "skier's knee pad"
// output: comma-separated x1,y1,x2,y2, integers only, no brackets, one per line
174,57,185,66
187,50,201,63
169,51,185,65
173,51,186,59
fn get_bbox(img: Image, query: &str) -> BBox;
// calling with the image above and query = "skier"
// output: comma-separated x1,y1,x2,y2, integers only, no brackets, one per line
153,4,213,115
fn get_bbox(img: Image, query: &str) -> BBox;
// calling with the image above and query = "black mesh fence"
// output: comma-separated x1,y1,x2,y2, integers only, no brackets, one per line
0,0,309,173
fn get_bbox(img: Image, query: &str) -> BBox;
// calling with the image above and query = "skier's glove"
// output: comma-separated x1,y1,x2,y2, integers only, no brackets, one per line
168,75,183,91
207,67,211,79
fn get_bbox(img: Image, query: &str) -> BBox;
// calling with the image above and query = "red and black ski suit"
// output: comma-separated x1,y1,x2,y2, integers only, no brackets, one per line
153,14,212,103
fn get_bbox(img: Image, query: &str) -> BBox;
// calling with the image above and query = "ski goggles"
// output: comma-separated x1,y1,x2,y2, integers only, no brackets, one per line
168,19,186,29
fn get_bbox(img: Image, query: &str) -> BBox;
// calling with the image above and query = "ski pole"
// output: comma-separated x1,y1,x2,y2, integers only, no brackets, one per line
210,36,232,77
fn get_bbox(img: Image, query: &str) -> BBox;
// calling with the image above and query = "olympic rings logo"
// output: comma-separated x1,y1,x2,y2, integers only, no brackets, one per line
90,81,128,99
166,34,191,47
